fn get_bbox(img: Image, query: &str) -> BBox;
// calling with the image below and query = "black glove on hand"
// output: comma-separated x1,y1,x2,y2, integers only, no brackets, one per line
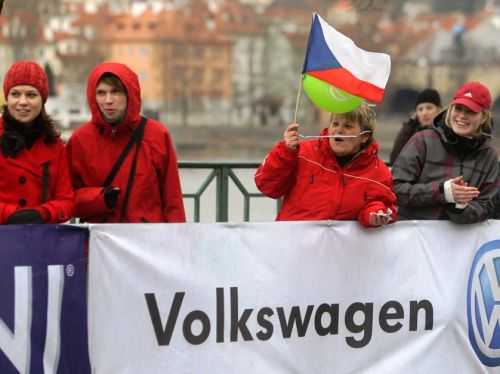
103,186,120,209
6,209,44,224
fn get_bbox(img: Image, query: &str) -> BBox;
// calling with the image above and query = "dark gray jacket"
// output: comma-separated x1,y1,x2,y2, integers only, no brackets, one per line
392,112,499,223
389,117,427,165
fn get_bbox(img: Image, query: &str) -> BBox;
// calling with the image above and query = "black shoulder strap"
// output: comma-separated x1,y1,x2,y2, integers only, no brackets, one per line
119,117,147,222
103,116,148,188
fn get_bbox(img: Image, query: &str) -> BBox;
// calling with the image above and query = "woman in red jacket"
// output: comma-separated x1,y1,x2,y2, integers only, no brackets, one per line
0,61,74,224
255,104,397,227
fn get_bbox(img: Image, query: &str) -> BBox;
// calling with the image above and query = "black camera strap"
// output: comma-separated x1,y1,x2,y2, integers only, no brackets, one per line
103,116,147,222
103,116,147,187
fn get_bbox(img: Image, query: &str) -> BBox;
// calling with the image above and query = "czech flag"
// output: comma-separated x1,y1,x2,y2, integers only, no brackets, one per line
302,13,391,103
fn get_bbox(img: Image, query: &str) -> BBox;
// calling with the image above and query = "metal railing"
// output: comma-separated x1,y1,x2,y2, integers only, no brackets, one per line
179,161,280,222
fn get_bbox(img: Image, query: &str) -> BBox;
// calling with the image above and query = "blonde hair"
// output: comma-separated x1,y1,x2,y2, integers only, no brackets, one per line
330,103,376,145
445,104,492,136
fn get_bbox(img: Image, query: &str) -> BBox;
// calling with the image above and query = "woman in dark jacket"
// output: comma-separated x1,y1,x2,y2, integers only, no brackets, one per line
0,60,74,224
392,82,498,224
389,88,441,165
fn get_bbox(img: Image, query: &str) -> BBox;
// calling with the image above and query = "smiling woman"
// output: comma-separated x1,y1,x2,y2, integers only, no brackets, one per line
392,81,499,223
0,60,74,224
254,103,397,228
7,85,43,123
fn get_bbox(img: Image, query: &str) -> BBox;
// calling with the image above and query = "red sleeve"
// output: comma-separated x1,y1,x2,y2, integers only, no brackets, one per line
161,130,186,223
0,202,18,224
40,143,75,223
254,141,298,199
66,134,110,220
357,161,398,228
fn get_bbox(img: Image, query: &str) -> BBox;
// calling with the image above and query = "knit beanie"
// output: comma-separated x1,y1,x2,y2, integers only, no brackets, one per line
3,61,49,103
415,88,441,108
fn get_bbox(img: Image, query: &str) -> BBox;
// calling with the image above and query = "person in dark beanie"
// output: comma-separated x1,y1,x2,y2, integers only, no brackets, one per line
389,88,442,165
0,60,74,224
392,81,498,223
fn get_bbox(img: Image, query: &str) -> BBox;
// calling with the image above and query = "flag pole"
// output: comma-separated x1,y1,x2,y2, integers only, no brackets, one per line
293,75,303,124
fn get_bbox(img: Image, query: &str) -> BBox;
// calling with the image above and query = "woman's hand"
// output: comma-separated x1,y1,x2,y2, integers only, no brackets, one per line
283,123,300,151
449,176,479,204
369,209,393,227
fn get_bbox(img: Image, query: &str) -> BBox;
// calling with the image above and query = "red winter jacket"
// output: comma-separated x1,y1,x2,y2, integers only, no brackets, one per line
67,62,186,223
255,131,397,227
0,121,74,223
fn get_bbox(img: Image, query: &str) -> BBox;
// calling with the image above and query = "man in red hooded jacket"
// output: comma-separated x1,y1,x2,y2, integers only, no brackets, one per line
67,62,186,223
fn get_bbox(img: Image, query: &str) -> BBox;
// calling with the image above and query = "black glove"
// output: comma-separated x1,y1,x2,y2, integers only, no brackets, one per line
6,209,45,224
103,186,120,209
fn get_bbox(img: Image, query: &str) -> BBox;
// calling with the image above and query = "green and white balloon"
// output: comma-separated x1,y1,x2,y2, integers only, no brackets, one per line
303,74,363,113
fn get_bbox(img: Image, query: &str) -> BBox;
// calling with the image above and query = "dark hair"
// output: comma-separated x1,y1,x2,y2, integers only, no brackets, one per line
98,73,127,94
1,104,60,144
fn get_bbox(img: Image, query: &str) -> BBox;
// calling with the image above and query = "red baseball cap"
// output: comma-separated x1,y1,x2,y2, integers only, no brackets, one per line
451,81,491,113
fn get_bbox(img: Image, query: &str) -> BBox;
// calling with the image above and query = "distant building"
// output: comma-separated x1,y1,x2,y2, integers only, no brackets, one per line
99,3,233,126
399,9,500,103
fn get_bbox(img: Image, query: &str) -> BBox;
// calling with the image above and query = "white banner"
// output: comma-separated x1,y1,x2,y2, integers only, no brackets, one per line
88,221,500,373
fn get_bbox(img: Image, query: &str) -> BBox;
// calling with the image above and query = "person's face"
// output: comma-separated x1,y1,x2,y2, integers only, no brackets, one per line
449,104,484,137
6,85,43,124
416,102,440,127
95,81,127,124
328,116,369,157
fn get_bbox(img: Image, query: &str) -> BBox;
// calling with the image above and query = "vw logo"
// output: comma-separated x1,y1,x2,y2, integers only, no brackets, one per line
468,240,500,366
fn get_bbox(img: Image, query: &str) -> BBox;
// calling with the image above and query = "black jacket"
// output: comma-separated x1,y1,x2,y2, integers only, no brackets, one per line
389,117,428,165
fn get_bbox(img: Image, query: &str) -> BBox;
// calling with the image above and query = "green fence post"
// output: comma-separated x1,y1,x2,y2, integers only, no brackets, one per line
216,165,230,222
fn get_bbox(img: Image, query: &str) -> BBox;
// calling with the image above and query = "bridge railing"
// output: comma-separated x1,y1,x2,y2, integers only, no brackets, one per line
179,161,280,222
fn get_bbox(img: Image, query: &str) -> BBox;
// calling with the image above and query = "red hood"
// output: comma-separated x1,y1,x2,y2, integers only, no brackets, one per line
86,62,141,130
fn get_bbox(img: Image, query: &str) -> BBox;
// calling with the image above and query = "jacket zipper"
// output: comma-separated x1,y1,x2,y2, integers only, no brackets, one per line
331,170,345,218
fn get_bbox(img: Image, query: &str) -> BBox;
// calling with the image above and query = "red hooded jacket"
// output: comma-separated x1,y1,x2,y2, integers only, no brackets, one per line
0,120,74,223
67,62,185,223
255,131,397,227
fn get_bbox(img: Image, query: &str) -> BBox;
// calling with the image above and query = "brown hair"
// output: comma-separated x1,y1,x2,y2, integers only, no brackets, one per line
97,73,127,94
330,103,376,146
1,104,59,143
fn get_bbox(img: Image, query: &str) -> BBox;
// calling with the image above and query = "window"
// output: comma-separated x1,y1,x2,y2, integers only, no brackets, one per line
192,46,204,59
192,68,203,82
174,45,187,58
